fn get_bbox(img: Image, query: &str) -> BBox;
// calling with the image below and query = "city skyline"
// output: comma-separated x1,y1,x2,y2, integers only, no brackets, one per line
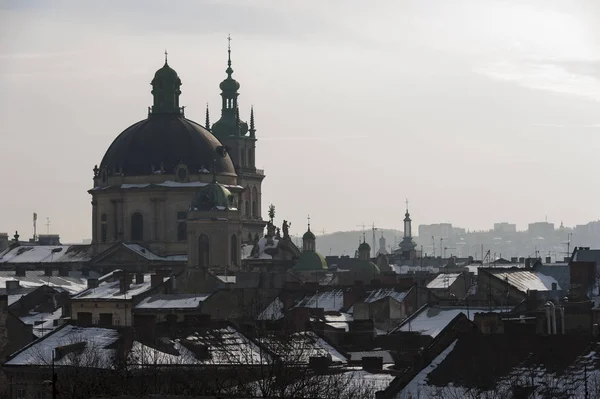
3,0,600,242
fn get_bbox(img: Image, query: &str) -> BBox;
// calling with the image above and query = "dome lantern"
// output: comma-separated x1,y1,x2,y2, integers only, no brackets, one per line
150,50,183,116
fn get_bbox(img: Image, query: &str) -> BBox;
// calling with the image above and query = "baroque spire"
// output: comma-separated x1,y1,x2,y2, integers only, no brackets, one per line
249,106,256,137
205,103,210,130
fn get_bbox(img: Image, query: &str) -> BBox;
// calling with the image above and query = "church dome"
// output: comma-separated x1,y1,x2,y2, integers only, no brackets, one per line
220,77,240,92
358,241,371,251
191,181,237,211
293,251,328,271
302,229,316,240
100,115,236,177
153,62,179,82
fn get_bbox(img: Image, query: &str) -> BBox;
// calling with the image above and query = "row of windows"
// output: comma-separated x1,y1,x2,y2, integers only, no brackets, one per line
197,234,238,267
99,211,188,243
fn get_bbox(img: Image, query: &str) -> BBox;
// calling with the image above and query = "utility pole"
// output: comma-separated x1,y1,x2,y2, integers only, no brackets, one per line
440,237,444,258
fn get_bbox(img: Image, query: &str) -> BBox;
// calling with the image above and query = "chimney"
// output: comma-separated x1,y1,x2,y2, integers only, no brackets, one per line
15,267,26,277
136,273,144,285
151,274,163,287
87,278,99,289
6,280,20,290
44,267,53,277
119,274,130,294
545,256,552,264
525,258,532,269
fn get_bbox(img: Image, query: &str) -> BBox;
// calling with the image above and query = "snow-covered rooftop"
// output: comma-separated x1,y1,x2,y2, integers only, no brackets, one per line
258,297,285,320
0,270,101,295
72,273,164,300
6,325,120,367
122,244,186,262
293,290,344,312
92,180,243,191
20,308,64,338
426,273,461,289
488,269,561,292
260,331,346,364
130,326,269,366
348,350,395,364
0,245,92,264
394,306,505,338
363,288,409,304
135,293,210,310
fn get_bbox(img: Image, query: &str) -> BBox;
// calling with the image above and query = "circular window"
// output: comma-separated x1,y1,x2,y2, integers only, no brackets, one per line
175,163,188,182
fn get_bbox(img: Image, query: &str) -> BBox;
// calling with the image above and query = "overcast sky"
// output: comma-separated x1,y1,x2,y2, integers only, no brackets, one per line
2,0,600,243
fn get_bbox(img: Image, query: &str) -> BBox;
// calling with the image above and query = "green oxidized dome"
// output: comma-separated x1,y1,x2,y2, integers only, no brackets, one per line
293,251,328,271
191,181,237,211
358,241,371,251
355,259,380,275
303,229,316,240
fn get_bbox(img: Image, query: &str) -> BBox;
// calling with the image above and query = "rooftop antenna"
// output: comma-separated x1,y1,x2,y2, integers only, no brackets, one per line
371,223,378,257
33,212,37,242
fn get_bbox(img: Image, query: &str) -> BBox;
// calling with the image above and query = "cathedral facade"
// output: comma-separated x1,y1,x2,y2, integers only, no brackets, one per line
89,46,265,264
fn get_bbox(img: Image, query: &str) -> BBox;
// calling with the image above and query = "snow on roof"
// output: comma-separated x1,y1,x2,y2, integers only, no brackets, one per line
20,308,64,338
6,325,120,367
257,297,285,320
363,288,409,304
426,273,461,289
392,265,439,274
323,312,353,331
466,263,523,275
122,244,186,262
130,326,269,366
0,245,92,264
260,331,346,364
489,269,561,292
293,290,344,312
401,339,458,396
348,350,395,364
72,273,163,300
135,294,210,310
216,275,236,284
0,270,101,294
395,306,504,338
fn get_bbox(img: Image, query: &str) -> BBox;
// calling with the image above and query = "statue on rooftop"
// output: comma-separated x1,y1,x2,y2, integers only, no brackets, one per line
282,220,291,240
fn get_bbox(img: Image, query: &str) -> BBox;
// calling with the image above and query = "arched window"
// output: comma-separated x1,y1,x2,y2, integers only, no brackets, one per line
252,187,258,218
177,211,187,241
198,234,210,267
131,212,143,241
231,234,238,266
100,214,107,243
244,186,251,218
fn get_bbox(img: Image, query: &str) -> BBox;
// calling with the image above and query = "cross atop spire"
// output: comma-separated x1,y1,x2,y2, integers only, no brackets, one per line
307,214,311,231
205,103,210,130
164,49,168,64
226,34,233,77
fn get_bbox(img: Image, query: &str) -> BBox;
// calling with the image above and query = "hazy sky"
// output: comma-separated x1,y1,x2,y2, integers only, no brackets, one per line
2,0,600,243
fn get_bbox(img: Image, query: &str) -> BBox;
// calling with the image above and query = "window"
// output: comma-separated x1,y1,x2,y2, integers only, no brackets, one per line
16,389,26,399
177,211,187,241
249,149,255,167
198,234,209,267
231,234,238,266
244,186,251,218
100,213,107,243
252,187,258,218
131,212,143,241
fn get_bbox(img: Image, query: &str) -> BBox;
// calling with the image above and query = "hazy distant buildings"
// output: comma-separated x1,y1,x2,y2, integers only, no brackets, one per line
418,223,454,241
494,222,517,234
528,222,555,238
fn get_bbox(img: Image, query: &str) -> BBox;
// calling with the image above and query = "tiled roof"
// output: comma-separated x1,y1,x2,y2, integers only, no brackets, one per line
426,273,461,289
489,269,561,292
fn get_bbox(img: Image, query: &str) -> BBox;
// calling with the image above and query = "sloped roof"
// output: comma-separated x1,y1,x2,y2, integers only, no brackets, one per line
135,293,210,310
293,290,344,312
393,306,505,338
363,288,409,304
259,331,346,364
397,334,596,398
426,273,461,289
72,273,164,300
0,269,101,294
5,324,120,367
0,245,92,264
130,326,268,366
488,269,561,292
